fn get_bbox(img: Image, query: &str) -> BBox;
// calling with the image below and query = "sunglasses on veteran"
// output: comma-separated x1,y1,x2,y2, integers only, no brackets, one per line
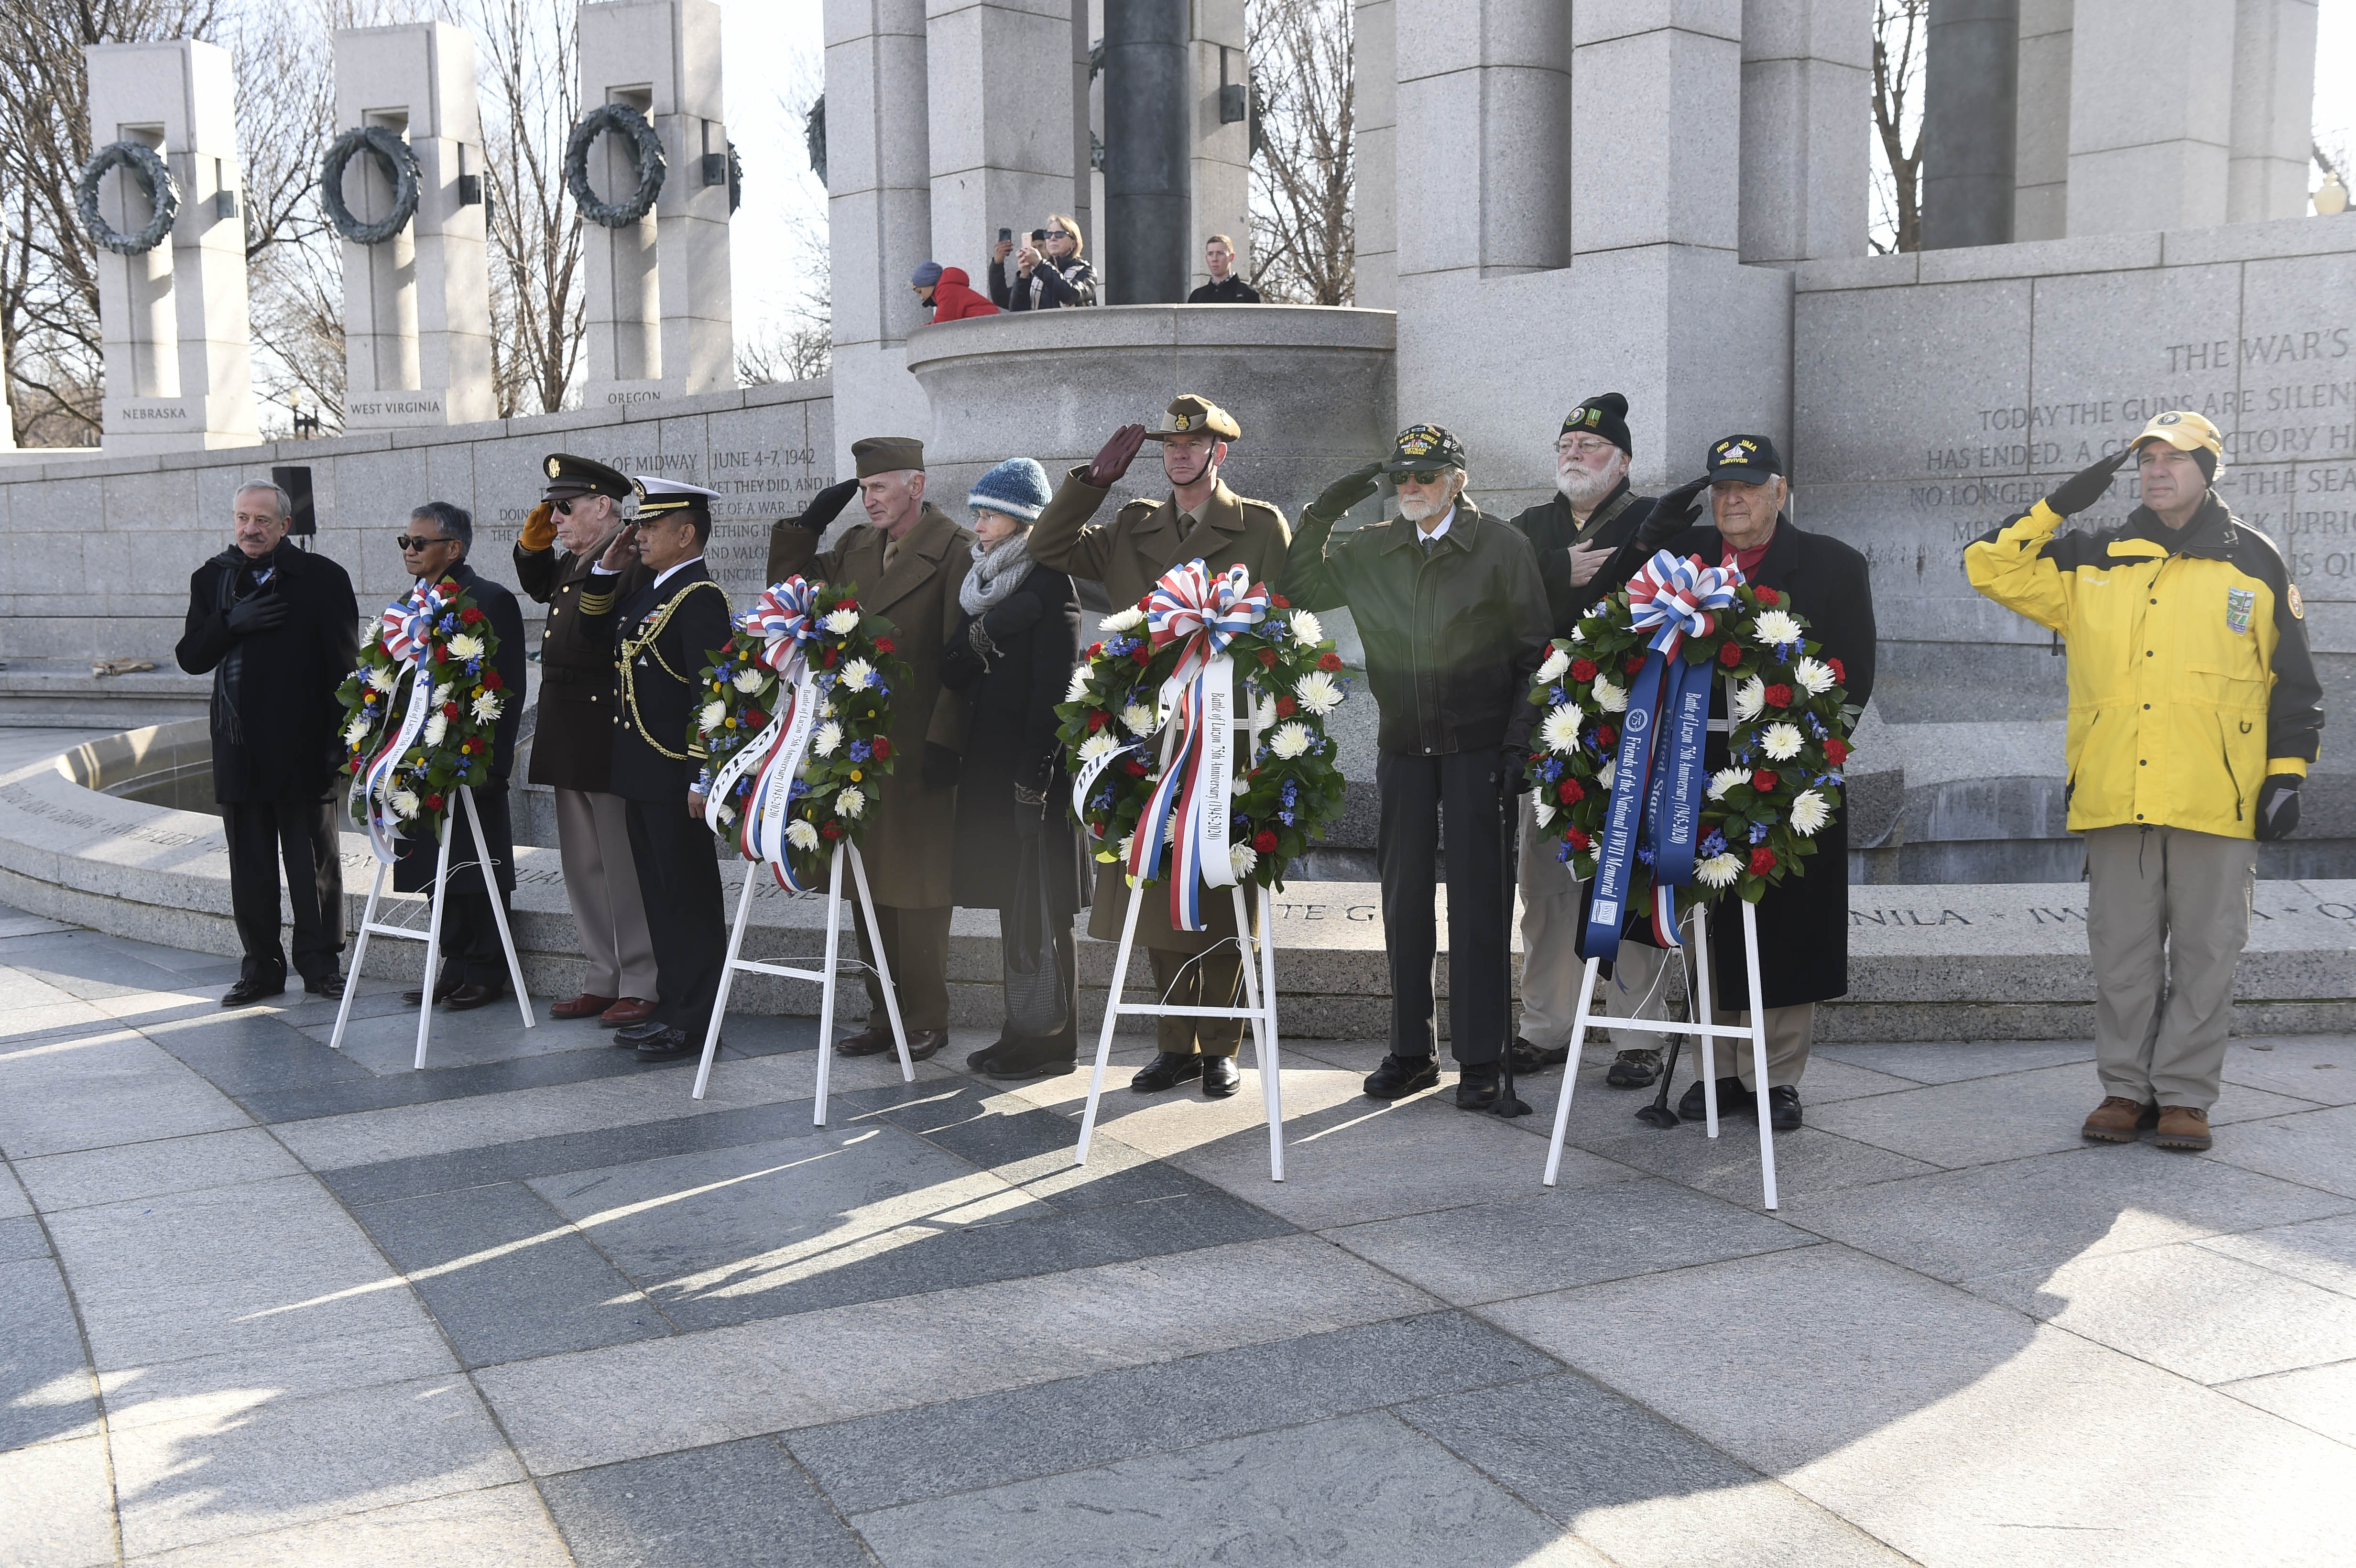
1396,470,1449,487
395,532,457,551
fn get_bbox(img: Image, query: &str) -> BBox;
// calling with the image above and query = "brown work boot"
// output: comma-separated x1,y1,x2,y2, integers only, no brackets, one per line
2154,1105,2213,1151
2083,1096,2159,1143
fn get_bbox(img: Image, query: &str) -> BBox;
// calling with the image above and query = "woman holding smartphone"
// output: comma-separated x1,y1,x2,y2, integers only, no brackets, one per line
989,215,1097,311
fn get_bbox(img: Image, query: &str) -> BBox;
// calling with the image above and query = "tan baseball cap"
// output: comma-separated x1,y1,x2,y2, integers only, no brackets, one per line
2131,410,2223,458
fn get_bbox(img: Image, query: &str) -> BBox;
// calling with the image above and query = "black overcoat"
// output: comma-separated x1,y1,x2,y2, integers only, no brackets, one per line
1506,479,1657,636
580,560,734,804
175,540,360,804
1590,516,1876,1009
939,562,1088,916
395,562,528,898
515,539,652,792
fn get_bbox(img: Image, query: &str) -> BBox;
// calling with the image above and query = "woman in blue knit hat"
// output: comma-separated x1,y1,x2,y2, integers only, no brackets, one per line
942,458,1090,1078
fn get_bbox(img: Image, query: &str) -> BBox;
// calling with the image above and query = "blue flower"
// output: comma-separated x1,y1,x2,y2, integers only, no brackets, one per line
1278,810,1295,826
849,740,871,762
1700,830,1727,857
1549,686,1567,705
1748,822,1767,844
789,781,809,800
1636,846,1655,866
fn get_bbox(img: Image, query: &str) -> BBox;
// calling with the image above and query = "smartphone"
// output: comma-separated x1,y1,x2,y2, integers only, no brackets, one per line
998,227,1012,242
1031,228,1049,243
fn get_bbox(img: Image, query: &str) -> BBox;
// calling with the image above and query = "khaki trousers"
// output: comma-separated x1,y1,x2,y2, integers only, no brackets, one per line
553,788,658,999
855,903,952,1032
1705,1003,1816,1090
1516,795,1669,1046
1147,947,1245,1057
2084,823,2254,1111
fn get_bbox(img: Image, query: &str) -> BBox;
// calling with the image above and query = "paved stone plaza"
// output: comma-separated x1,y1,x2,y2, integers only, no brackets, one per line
3,899,2354,1567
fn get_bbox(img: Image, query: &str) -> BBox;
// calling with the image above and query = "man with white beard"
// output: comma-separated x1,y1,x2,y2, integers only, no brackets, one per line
1506,396,1677,1089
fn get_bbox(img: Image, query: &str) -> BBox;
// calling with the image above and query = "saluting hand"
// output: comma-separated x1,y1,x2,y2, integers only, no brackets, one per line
2044,448,2133,517
1635,476,1710,552
794,478,860,533
1309,460,1385,521
1086,424,1148,489
599,522,640,573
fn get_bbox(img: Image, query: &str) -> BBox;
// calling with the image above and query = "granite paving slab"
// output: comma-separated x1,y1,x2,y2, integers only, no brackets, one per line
537,1437,870,1568
2198,1103,2356,1199
114,1483,576,1568
0,1256,101,1451
2218,1033,2356,1106
0,1433,116,1568
0,1031,251,1159
2191,1210,2356,1297
13,1126,305,1214
2217,1360,2356,1448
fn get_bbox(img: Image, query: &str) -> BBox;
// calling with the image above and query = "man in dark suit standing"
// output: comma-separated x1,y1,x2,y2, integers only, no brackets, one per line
579,477,734,1060
391,502,529,1010
515,455,660,1028
175,479,360,1006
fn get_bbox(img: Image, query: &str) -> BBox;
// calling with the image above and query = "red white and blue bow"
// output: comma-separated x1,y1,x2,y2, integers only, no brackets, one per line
357,580,454,862
707,577,826,892
744,578,821,680
1625,550,1740,659
1128,561,1268,930
378,578,451,666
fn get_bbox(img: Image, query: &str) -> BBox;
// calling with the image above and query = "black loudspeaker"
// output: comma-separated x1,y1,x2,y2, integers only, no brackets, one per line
273,465,316,536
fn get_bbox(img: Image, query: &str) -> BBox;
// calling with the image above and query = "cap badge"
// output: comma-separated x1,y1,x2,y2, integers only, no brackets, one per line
545,456,563,479
1174,414,1192,430
2158,412,2181,425
1583,408,1601,427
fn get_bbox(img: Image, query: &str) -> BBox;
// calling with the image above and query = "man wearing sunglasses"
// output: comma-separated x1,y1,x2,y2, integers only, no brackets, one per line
1284,425,1553,1110
515,454,661,1029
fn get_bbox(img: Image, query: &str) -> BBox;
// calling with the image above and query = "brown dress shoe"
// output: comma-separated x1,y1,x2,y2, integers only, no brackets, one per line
599,997,658,1028
402,969,465,1007
837,1023,895,1056
2083,1096,2160,1143
552,993,619,1020
442,982,502,1012
905,1029,948,1062
2154,1105,2213,1151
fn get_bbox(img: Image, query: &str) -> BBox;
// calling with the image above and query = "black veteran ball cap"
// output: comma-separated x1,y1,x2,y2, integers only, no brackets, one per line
1561,392,1632,455
1143,394,1241,442
1383,422,1466,475
542,452,641,504
1703,433,1784,486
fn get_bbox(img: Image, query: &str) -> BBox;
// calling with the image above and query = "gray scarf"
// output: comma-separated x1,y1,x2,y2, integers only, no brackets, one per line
960,531,1034,616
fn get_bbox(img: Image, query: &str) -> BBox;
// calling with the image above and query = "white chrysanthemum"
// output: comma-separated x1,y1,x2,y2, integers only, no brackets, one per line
1289,609,1324,645
1251,693,1277,732
1761,721,1804,761
837,786,866,819
822,608,861,635
472,693,503,723
698,699,726,732
1706,766,1747,801
1164,812,1178,845
733,668,764,693
362,623,382,648
813,720,843,756
1695,853,1743,889
712,803,735,827
1598,759,1617,791
1539,705,1584,755
391,789,420,820
365,665,397,693
1100,605,1145,632
422,713,448,749
785,819,820,851
1569,624,1586,643
447,633,485,660
343,718,371,746
1794,656,1835,696
1076,731,1118,764
1753,610,1803,646
1121,702,1156,737
1295,670,1343,716
1533,799,1556,829
1268,722,1312,760
1230,842,1258,878
1732,675,1766,721
1536,645,1571,683
1116,833,1135,862
838,657,875,691
1789,788,1831,836
1593,677,1628,714
1065,666,1093,704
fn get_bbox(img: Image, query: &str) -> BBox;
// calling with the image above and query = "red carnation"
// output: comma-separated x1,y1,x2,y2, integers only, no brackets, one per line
1124,758,1147,776
872,737,891,760
1087,710,1109,731
823,646,839,667
1749,846,1778,875
1089,642,1105,660
1824,737,1848,766
1258,648,1277,669
1763,683,1792,709
1132,645,1152,666
1270,593,1291,609
1754,588,1780,608
459,606,484,625
743,709,767,730
1253,828,1279,853
1752,769,1778,793
1276,695,1298,718
1624,653,1646,675
442,702,459,719
1718,642,1742,668
822,821,841,838
1567,828,1592,851
1595,723,1617,748
1828,656,1846,685
425,794,445,812
1570,658,1597,683
874,637,896,655
482,671,503,691
837,598,859,612
1317,651,1344,672
1557,779,1583,805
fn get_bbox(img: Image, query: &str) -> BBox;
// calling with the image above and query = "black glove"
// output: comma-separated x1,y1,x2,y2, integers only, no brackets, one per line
1635,477,1710,553
2255,774,2302,841
225,594,289,636
2044,448,2131,518
791,477,860,532
922,741,961,790
1309,461,1385,520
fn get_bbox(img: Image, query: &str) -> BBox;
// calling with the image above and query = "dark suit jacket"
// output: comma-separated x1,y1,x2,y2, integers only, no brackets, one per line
579,558,734,804
515,538,651,792
175,540,360,803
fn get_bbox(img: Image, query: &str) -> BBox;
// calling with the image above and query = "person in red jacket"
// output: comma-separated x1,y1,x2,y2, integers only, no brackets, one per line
912,261,999,323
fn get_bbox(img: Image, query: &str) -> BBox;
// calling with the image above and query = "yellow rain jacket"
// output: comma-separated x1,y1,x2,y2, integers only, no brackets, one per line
1965,493,2322,839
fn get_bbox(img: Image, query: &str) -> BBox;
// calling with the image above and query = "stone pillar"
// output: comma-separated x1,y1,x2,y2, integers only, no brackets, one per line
2226,0,2319,224
1395,0,1571,291
1570,5,1734,262
2011,0,2072,241
1920,0,2018,249
1352,0,1397,309
1102,0,1189,302
1739,0,1872,264
577,0,734,413
2064,0,2235,236
927,0,1074,300
85,40,257,452
1186,0,1250,294
330,23,494,430
824,0,933,470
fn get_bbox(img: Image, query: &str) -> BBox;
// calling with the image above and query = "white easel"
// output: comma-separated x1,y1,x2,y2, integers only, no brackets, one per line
690,842,913,1120
329,786,537,1067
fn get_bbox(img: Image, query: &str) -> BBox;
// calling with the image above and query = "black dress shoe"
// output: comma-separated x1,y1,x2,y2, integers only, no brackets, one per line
614,1018,670,1045
837,1024,895,1056
304,973,346,1000
983,1042,1079,1081
1677,1077,1755,1121
1606,1047,1662,1088
1767,1084,1802,1131
442,982,501,1012
402,970,464,1007
221,977,284,1008
1455,1062,1501,1110
1132,1052,1205,1092
1363,1053,1440,1100
1202,1056,1242,1098
633,1027,695,1060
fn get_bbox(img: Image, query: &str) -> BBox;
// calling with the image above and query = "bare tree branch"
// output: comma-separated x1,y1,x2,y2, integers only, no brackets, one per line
1869,0,1927,255
1247,0,1352,306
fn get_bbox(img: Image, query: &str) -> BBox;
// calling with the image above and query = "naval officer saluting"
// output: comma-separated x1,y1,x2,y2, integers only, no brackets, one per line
577,477,734,1060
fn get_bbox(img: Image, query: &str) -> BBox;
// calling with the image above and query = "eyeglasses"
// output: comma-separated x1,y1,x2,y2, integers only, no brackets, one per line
1398,470,1445,487
395,534,454,551
552,497,581,515
1556,438,1615,459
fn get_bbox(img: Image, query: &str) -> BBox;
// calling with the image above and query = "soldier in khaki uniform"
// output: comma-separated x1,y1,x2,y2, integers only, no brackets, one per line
766,437,975,1062
1029,396,1291,1099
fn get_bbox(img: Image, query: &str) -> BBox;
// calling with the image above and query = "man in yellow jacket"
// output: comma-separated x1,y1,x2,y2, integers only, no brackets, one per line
1965,411,2323,1152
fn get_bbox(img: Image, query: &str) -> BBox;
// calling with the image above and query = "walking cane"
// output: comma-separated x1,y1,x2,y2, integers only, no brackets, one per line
1491,754,1531,1120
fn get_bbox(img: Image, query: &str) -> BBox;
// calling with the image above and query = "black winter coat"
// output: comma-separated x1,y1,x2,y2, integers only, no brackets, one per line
175,540,360,804
1507,479,1656,636
516,539,651,792
940,563,1088,916
394,562,528,898
1590,517,1877,1009
988,254,1096,310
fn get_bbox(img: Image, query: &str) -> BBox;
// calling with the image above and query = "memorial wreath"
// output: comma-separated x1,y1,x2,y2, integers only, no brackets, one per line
338,575,508,858
693,577,910,892
1058,559,1348,929
1525,550,1854,945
